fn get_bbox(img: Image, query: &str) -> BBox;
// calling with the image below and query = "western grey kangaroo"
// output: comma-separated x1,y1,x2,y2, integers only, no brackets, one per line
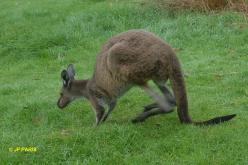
57,29,236,125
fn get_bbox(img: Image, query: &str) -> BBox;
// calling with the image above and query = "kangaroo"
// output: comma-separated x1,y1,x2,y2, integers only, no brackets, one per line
57,29,236,126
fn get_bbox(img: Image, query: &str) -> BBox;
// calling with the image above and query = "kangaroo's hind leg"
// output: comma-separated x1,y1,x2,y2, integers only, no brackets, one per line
144,81,176,112
132,83,175,123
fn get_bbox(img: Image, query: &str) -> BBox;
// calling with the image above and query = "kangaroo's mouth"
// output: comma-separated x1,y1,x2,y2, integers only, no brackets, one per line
57,98,70,109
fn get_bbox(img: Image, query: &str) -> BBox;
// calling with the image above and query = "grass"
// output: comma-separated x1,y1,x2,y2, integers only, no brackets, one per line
0,0,248,164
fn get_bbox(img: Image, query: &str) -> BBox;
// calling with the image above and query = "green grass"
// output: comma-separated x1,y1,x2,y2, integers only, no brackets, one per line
0,0,248,164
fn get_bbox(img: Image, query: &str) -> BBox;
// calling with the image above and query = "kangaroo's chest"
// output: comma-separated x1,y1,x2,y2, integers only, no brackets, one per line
114,83,132,98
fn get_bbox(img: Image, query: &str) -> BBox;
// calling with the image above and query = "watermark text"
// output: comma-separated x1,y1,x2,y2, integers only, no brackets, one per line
9,147,37,153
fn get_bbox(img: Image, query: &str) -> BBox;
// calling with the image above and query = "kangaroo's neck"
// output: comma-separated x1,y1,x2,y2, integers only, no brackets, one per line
70,79,89,98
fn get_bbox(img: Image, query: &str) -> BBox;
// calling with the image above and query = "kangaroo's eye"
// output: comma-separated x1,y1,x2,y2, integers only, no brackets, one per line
60,93,63,96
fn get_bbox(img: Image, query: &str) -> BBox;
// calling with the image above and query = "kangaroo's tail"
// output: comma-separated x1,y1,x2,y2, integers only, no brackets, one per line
168,53,236,126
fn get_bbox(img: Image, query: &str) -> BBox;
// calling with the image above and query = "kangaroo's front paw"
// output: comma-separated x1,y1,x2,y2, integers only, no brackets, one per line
95,112,105,126
101,114,109,123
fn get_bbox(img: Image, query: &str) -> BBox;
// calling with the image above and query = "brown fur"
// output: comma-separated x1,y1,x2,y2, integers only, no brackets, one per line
57,29,235,125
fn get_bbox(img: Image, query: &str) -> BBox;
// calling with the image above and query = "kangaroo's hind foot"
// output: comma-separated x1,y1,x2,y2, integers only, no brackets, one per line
132,108,174,123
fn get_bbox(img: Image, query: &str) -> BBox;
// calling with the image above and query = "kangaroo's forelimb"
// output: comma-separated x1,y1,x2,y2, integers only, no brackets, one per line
101,101,117,123
89,96,105,126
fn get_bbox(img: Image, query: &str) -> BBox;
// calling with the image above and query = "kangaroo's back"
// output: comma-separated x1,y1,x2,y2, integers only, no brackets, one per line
94,29,175,86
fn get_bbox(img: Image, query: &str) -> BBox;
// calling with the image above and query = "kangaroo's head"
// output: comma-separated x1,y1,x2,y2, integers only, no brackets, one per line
57,64,76,109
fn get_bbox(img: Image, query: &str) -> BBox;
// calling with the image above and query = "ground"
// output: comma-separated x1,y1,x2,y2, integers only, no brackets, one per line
0,0,248,164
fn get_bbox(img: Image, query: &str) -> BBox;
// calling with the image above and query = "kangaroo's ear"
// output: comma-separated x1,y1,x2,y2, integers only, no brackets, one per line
61,70,70,87
67,64,75,80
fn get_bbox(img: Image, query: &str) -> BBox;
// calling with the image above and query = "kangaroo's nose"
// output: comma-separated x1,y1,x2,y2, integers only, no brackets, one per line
57,99,63,109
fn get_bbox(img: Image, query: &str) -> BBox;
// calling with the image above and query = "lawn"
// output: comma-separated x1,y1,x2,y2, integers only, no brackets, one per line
0,0,248,164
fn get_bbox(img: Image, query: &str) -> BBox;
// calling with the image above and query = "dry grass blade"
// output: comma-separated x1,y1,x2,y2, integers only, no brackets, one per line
154,0,248,15
228,0,248,15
